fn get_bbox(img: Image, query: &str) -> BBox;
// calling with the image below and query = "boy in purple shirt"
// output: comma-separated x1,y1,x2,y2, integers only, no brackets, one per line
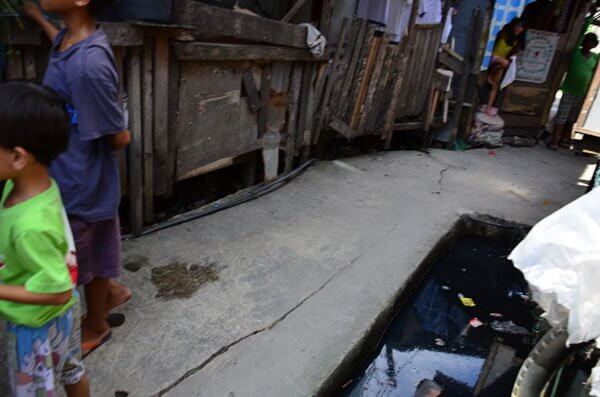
23,0,131,355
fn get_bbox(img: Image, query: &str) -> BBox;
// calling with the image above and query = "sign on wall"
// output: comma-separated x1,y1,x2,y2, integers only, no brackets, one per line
516,29,559,84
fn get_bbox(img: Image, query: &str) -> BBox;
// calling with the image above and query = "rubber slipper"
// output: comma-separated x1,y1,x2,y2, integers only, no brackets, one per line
82,330,112,359
107,313,125,328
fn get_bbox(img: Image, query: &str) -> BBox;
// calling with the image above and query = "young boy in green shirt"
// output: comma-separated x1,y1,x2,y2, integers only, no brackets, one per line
0,82,89,396
551,14,600,149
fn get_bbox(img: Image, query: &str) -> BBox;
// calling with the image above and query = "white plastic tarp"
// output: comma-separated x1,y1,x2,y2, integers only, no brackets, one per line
509,188,600,395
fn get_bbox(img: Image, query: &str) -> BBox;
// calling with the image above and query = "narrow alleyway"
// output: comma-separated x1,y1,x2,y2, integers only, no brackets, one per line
71,147,590,396
0,147,591,396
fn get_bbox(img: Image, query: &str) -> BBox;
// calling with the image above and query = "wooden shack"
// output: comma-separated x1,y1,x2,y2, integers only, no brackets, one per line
1,0,334,235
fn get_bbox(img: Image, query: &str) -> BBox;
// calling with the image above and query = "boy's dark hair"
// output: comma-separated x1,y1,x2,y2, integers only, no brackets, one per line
88,0,118,17
0,81,70,167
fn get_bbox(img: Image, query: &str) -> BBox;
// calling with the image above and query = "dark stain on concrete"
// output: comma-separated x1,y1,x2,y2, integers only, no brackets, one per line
151,262,220,300
123,255,149,273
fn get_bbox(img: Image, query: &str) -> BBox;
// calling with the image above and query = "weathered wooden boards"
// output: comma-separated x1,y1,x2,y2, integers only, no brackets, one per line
173,42,323,62
395,24,444,118
317,19,412,141
173,0,308,48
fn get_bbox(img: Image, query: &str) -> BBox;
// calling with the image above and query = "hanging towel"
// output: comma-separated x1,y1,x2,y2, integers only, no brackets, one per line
300,23,327,58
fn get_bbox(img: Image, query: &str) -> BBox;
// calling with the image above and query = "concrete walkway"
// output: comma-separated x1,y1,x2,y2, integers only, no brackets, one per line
1,147,594,396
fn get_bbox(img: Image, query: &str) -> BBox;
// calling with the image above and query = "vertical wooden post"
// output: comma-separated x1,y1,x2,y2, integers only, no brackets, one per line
448,8,481,148
285,62,304,172
313,17,349,146
153,36,171,197
142,38,155,224
301,63,317,162
127,46,144,236
258,64,272,139
383,0,421,149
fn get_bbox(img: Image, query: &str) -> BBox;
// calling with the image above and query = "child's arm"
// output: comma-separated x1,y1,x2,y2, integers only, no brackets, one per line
0,285,72,305
21,1,60,43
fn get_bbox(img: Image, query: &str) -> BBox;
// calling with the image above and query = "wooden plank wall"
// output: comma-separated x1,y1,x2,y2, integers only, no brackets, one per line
314,17,445,143
395,24,444,118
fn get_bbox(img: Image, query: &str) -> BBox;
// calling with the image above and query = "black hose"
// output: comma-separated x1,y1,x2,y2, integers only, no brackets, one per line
122,159,317,240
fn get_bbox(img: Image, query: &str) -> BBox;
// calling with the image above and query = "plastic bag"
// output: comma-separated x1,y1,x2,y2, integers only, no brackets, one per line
509,188,600,345
500,56,517,90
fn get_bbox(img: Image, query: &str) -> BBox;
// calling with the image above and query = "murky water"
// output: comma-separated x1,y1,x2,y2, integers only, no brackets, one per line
341,232,541,397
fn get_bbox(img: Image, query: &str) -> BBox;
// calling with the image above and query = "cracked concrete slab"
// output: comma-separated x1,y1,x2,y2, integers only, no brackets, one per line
0,147,593,397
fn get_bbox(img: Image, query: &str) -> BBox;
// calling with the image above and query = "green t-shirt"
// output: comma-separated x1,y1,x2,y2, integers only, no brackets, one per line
561,50,600,97
561,16,599,97
0,180,76,328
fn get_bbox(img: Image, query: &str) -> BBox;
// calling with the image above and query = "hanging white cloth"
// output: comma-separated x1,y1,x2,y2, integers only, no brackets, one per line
441,7,455,43
386,0,413,42
300,23,327,58
356,0,390,25
416,0,442,25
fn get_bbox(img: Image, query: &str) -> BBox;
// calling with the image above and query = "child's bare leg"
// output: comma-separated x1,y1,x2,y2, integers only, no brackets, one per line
552,123,565,147
82,277,110,344
65,374,90,397
105,279,131,315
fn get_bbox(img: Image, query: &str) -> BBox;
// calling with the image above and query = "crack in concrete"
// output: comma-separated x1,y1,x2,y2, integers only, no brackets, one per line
433,166,453,195
155,240,383,396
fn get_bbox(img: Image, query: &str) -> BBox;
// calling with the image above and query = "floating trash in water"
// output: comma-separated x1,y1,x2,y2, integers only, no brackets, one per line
470,318,484,328
435,338,446,346
490,320,530,335
490,312,503,318
508,290,530,301
458,293,476,307
441,285,450,291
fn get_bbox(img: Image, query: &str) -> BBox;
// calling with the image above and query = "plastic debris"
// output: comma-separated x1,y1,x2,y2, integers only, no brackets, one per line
441,285,450,291
469,318,484,328
490,313,503,318
458,293,476,307
435,338,446,346
488,150,497,157
490,320,530,335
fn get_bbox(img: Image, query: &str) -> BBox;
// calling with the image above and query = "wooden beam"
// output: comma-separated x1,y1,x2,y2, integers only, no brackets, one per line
285,63,304,172
101,22,143,46
394,121,424,131
282,0,308,23
127,47,144,236
329,117,356,139
314,17,349,145
357,35,388,136
337,20,367,117
153,36,171,197
242,68,262,113
173,42,323,61
173,0,308,49
438,50,462,74
142,38,155,224
383,0,420,148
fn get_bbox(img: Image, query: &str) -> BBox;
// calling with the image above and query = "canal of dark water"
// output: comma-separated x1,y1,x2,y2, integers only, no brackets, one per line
338,222,543,397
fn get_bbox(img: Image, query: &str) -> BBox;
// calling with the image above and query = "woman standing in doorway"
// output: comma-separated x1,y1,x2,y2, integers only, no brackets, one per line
486,18,526,116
